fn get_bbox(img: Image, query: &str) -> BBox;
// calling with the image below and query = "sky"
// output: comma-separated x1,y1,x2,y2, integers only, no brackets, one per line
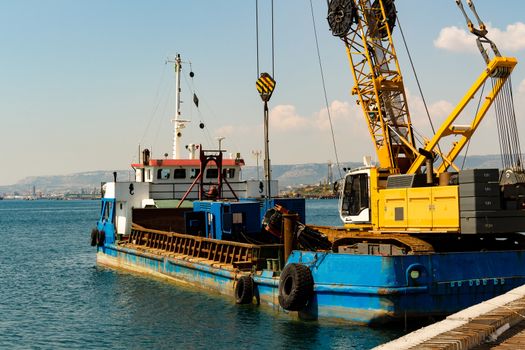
1,0,525,185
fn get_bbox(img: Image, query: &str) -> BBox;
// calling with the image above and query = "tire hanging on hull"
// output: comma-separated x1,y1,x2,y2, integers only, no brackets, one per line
90,228,98,247
278,263,314,311
235,275,254,304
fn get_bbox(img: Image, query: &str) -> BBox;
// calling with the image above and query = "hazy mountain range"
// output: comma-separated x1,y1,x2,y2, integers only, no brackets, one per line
0,154,510,195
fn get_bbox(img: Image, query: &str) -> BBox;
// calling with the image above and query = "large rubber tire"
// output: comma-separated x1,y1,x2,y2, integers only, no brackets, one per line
235,275,254,304
278,263,314,311
90,228,98,247
97,230,106,247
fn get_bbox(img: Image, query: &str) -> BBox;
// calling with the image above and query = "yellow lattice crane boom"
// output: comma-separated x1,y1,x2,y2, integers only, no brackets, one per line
328,0,418,173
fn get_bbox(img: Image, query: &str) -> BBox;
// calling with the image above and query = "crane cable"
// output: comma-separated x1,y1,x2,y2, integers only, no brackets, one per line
255,0,275,78
461,81,486,170
493,75,523,171
255,0,259,78
457,0,523,171
309,0,343,179
396,15,446,167
271,0,275,76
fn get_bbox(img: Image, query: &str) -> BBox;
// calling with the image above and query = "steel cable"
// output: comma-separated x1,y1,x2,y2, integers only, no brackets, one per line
492,73,523,171
309,0,343,179
255,0,259,79
493,78,506,168
462,81,486,170
506,77,523,168
397,14,444,163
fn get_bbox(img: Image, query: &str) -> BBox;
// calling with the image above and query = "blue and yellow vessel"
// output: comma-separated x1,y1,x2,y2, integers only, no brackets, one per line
92,0,525,325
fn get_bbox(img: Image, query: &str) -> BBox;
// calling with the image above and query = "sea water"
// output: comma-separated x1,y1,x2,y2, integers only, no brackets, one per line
0,199,404,349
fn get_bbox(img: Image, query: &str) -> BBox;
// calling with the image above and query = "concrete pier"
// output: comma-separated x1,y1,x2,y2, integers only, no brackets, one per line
374,285,525,350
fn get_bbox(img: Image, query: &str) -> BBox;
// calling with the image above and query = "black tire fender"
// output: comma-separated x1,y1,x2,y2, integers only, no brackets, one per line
97,230,106,247
235,275,254,304
90,228,99,247
278,263,314,311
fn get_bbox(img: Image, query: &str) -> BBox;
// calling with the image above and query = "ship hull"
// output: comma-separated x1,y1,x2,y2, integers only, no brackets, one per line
97,245,238,296
97,244,525,325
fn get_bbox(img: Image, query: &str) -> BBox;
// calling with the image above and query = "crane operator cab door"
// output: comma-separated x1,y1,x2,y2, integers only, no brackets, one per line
339,168,371,224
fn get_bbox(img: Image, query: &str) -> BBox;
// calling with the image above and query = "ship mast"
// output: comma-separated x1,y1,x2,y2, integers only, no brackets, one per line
168,54,190,159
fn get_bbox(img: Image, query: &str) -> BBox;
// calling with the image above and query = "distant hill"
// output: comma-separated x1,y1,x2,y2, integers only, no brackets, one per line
0,170,132,195
241,162,360,188
0,154,517,195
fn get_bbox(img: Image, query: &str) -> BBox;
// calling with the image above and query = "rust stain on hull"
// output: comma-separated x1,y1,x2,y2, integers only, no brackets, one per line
97,251,237,298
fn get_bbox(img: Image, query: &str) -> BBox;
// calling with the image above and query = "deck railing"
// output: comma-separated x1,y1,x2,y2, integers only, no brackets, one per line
127,224,272,269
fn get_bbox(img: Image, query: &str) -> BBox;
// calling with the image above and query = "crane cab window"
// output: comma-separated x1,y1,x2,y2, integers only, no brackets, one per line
341,174,369,216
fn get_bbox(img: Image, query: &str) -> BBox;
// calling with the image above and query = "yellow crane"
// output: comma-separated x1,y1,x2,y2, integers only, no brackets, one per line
325,0,524,237
328,0,417,174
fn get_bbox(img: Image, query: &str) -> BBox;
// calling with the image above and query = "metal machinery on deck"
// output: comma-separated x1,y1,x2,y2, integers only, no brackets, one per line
326,0,525,247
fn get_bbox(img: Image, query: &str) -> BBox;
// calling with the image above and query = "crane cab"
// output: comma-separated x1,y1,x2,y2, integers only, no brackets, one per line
339,167,375,226
339,166,463,233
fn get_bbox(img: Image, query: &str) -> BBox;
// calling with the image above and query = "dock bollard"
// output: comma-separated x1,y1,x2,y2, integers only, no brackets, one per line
283,214,298,265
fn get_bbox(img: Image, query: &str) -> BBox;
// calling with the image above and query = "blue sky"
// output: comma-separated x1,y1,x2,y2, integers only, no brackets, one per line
1,0,525,185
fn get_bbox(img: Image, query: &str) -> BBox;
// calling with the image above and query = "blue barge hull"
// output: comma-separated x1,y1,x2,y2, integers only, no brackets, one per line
98,244,240,294
97,243,525,325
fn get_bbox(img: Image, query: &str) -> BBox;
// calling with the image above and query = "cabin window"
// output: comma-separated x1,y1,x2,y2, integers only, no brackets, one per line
190,168,200,179
341,173,369,216
173,169,186,179
206,168,219,179
102,201,113,221
223,168,236,179
157,169,171,180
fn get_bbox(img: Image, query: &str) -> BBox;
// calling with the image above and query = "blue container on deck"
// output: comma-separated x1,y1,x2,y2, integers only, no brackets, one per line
193,200,261,240
192,198,305,240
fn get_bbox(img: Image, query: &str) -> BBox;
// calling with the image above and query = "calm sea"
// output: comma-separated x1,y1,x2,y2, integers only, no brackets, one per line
0,199,405,349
